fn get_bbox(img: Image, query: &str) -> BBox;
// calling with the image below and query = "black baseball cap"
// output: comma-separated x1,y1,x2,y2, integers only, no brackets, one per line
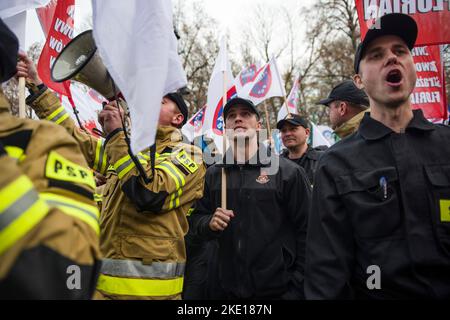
0,18,19,83
223,97,260,121
276,114,309,130
165,92,188,125
354,13,418,73
317,80,369,107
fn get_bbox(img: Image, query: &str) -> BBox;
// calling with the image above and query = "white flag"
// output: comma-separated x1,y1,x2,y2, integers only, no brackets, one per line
240,56,286,106
203,37,236,153
0,0,49,19
277,76,300,122
92,0,187,153
310,121,331,148
234,63,259,96
0,0,50,48
181,105,206,142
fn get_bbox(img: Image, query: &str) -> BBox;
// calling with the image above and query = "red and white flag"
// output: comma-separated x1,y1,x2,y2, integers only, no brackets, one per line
234,63,260,96
277,76,300,122
240,56,286,106
411,45,447,123
181,105,206,142
203,38,236,152
36,0,74,98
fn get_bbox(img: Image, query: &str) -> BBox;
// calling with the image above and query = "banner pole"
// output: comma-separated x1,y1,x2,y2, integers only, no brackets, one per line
18,77,26,118
221,70,227,210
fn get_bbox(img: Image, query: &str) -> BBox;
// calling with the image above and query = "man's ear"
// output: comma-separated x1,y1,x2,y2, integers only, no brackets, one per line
339,102,347,116
172,113,184,127
305,127,310,137
256,120,262,131
353,73,364,90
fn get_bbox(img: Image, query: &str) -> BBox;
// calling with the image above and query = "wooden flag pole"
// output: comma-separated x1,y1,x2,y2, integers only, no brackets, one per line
221,70,227,210
18,77,26,118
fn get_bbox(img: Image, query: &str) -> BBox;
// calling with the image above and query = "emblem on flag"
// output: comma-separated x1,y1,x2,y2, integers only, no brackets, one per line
212,86,237,135
249,65,272,98
240,64,258,86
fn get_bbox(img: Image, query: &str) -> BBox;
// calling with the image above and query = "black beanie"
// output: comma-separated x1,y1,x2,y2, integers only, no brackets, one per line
0,18,19,83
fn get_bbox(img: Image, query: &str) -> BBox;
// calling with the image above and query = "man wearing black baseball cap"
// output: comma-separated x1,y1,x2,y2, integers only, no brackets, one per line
317,79,369,139
276,114,326,185
306,13,450,299
189,97,312,299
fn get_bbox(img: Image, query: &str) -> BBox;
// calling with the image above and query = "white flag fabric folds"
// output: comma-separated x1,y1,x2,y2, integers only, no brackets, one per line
0,0,49,19
240,56,286,107
0,0,50,48
92,0,187,153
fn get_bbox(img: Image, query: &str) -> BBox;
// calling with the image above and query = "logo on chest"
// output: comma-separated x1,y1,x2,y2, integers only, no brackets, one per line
256,171,270,184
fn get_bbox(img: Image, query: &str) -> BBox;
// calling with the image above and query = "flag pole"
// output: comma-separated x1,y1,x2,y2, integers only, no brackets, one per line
18,77,26,118
263,100,272,138
221,70,227,210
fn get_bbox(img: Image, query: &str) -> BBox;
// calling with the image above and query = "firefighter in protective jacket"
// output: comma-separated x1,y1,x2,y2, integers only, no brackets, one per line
23,54,206,299
0,19,100,299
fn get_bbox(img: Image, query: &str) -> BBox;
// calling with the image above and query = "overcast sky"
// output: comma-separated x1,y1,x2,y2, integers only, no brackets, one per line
25,0,315,50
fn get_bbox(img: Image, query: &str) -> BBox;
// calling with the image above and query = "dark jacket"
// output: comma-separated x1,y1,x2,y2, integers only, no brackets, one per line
305,109,450,299
281,145,327,185
189,146,312,299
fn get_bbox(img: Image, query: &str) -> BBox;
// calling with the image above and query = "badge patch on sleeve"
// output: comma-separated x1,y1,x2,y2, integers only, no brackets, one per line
440,199,450,222
175,150,199,174
46,151,96,189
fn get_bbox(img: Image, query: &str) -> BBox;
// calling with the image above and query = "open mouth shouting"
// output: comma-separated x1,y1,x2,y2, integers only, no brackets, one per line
385,68,403,88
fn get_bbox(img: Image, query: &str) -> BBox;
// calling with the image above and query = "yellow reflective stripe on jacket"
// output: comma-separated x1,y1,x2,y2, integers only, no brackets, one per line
4,146,26,162
96,274,184,297
0,176,49,255
113,155,135,179
40,193,100,234
93,139,107,175
155,161,185,209
94,193,103,203
46,106,69,124
113,154,148,179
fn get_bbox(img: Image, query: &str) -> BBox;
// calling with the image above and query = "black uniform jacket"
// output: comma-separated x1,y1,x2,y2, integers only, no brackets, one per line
281,146,326,185
189,146,312,299
305,110,450,299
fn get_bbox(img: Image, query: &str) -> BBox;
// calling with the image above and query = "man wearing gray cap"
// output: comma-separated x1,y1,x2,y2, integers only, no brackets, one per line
318,79,369,139
306,13,450,299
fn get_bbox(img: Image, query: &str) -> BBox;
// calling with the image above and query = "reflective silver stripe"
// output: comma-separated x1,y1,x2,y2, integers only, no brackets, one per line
0,189,39,231
45,200,98,222
101,258,185,279
49,109,68,123
97,140,106,173
115,158,134,174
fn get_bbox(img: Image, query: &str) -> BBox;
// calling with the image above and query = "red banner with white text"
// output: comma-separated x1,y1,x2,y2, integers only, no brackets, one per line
355,0,450,46
411,45,447,122
36,0,74,97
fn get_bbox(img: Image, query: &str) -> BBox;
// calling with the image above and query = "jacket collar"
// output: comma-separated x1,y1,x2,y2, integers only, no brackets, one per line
359,109,435,141
334,109,369,138
217,144,274,168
